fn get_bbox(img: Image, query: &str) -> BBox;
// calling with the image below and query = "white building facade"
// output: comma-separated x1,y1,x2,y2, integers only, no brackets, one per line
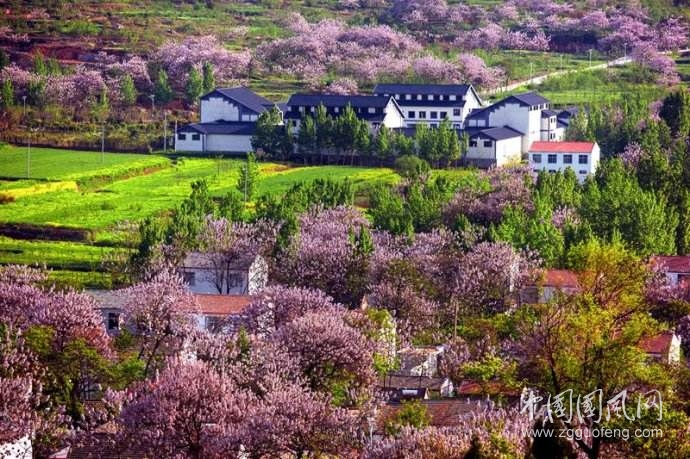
176,87,278,154
465,126,523,168
528,141,600,182
373,84,483,129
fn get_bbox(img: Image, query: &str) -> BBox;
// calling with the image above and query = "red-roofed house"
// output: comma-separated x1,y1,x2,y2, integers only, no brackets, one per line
194,294,252,333
640,331,682,364
520,269,580,304
528,141,600,182
650,256,690,286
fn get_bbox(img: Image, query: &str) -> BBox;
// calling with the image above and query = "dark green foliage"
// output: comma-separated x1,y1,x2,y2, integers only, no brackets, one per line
218,190,245,221
120,74,137,106
167,179,216,249
384,399,431,436
185,66,203,104
251,107,292,160
394,155,430,182
237,152,260,202
154,69,173,104
0,49,9,71
1,78,13,108
202,62,215,94
130,216,165,270
659,89,690,138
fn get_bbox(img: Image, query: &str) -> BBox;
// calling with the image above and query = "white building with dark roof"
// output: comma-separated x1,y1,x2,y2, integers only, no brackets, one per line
175,87,279,153
284,94,405,132
373,83,483,129
465,126,523,167
465,92,563,154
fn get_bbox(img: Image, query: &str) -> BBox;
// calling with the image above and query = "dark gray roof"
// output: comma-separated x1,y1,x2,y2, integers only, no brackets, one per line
287,93,392,109
374,83,472,96
541,109,557,118
178,122,257,136
558,107,580,118
470,126,523,141
509,91,550,106
201,87,274,114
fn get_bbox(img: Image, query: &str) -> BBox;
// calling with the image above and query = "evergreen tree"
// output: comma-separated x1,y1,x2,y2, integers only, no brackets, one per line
660,89,690,138
91,87,110,123
120,74,137,106
438,119,460,167
202,62,215,94
154,69,173,104
0,49,8,72
251,106,291,159
375,125,392,165
237,152,260,202
185,67,203,104
33,52,47,76
314,104,333,160
1,78,13,108
297,115,317,159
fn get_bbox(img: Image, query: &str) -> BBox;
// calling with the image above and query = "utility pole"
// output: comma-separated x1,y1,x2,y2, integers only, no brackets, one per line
529,62,534,81
149,94,155,115
174,119,178,152
101,124,105,164
163,111,168,153
26,130,31,178
22,95,27,121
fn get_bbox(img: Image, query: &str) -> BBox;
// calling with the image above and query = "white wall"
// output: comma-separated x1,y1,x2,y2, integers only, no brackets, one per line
206,134,253,153
495,136,523,166
487,103,528,136
184,268,250,295
175,132,204,152
201,97,241,123
466,135,497,161
383,100,405,129
529,149,599,182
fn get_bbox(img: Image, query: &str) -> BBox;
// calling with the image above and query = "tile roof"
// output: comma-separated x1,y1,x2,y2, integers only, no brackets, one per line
373,83,473,96
378,400,488,430
640,332,676,355
182,251,257,269
529,141,596,153
202,87,274,114
456,380,520,397
651,255,690,273
510,91,550,106
194,294,252,316
541,109,558,118
470,126,523,141
380,374,449,391
287,93,392,109
178,121,257,136
540,269,579,288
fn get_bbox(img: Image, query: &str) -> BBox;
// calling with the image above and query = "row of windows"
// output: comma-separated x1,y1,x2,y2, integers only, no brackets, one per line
532,154,588,164
292,106,382,115
534,169,589,175
178,133,201,141
407,108,462,119
469,140,493,148
392,94,459,102
529,103,549,111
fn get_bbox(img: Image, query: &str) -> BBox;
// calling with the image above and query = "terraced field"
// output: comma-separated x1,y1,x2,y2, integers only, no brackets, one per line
0,146,475,288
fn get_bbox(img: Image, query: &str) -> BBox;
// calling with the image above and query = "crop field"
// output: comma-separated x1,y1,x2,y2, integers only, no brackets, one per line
0,147,477,288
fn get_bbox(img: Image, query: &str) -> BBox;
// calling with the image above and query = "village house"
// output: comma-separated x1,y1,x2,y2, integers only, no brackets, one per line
398,345,445,377
379,373,454,400
175,87,279,153
640,331,682,364
650,255,690,286
180,252,268,296
528,141,600,181
464,126,523,168
193,294,252,333
284,94,405,132
520,269,580,304
372,83,483,129
465,91,564,154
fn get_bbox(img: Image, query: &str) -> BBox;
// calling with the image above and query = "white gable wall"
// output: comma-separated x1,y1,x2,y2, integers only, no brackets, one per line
495,136,523,166
383,100,405,129
201,97,241,122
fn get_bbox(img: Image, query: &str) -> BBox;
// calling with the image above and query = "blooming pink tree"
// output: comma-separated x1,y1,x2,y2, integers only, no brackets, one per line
458,53,504,89
412,56,460,83
241,285,343,336
271,310,377,405
120,270,198,375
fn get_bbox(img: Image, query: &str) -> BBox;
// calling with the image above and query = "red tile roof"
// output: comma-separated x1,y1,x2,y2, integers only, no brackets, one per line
529,141,596,153
640,332,675,355
542,269,579,288
651,256,690,273
456,380,520,397
194,294,252,316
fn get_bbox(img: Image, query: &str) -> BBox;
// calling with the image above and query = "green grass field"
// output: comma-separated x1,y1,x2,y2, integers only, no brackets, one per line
0,147,463,287
0,146,171,182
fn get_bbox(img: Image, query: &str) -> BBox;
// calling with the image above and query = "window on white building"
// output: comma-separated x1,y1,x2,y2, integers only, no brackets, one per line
563,154,573,164
469,139,478,147
417,95,423,100
405,94,411,100
428,95,434,100
483,140,492,147
191,134,200,141
453,109,461,116
440,112,448,119
419,111,427,119
183,271,196,286
533,154,542,163
107,312,119,331
579,170,587,174
178,133,186,140
578,155,588,164
548,154,557,164
408,111,416,118
368,107,376,114
449,95,457,101
430,111,438,119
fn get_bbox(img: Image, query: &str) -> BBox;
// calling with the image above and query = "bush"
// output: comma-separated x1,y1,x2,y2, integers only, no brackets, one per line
394,155,430,181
